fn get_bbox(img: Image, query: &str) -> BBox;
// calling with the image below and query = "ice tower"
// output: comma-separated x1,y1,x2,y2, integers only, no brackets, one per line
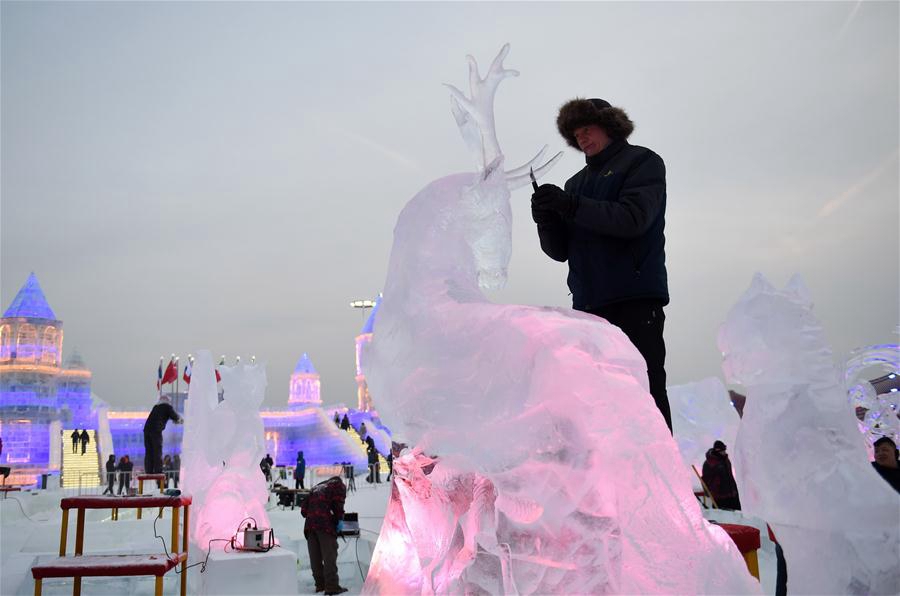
288,353,321,407
0,273,95,485
354,296,380,412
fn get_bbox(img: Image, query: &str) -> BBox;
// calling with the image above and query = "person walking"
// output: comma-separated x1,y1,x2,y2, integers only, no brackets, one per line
79,429,90,455
143,395,182,474
295,450,306,490
301,476,348,595
366,437,381,484
532,97,672,431
102,454,117,495
71,429,79,454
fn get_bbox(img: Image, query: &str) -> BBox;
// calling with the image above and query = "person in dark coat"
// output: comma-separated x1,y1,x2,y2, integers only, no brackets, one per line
358,422,368,440
162,455,173,488
340,414,350,431
532,98,671,432
301,476,348,595
260,456,271,482
333,412,340,427
143,396,182,474
872,436,900,493
71,429,79,454
102,454,117,495
366,437,381,484
79,429,90,455
702,440,741,510
117,455,132,495
295,450,306,490
172,454,181,488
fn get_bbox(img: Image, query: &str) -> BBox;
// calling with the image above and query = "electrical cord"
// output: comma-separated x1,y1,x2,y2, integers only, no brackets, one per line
6,494,38,523
151,494,234,574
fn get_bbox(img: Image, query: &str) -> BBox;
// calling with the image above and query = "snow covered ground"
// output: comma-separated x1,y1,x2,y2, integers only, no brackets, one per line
0,478,390,596
1,479,777,595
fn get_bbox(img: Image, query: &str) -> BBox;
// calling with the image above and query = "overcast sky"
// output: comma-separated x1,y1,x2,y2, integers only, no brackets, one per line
2,1,897,411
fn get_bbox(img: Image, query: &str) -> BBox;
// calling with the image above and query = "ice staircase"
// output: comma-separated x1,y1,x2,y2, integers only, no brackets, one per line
346,427,390,474
61,429,101,489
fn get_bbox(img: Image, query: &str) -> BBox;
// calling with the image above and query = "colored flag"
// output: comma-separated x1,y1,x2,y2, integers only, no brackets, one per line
183,361,192,385
161,358,177,386
215,368,222,383
156,360,163,390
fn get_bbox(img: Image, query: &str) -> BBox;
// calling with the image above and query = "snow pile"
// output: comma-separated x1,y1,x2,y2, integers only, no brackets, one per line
180,350,271,549
362,45,759,595
719,273,900,595
670,377,740,471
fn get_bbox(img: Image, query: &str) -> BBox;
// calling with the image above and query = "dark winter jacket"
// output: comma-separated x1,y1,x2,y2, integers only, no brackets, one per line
143,402,180,434
301,476,346,535
537,140,668,310
296,454,306,476
105,457,117,474
702,448,740,502
366,438,379,465
872,462,900,494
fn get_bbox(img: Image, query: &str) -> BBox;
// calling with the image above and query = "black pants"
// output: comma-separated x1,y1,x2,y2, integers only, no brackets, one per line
118,472,130,495
305,530,340,592
143,431,163,474
587,299,672,432
367,463,380,483
103,472,115,495
295,471,305,490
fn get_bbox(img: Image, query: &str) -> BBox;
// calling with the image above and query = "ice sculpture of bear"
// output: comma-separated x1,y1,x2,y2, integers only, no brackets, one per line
362,45,759,595
719,273,899,595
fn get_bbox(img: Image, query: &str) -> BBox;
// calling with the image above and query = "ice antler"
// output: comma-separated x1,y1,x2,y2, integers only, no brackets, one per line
445,44,561,188
445,44,519,172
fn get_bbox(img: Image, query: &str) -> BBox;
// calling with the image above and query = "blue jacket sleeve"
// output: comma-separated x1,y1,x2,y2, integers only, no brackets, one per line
570,152,666,239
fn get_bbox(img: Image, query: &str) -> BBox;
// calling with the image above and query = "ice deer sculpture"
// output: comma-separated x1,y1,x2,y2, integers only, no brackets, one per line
180,351,272,551
719,273,899,595
362,45,758,595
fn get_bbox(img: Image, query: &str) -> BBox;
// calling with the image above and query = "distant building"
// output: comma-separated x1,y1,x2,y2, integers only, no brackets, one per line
0,274,95,485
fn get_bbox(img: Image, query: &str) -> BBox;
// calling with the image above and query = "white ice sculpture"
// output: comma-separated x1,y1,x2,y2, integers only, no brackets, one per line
669,377,740,471
844,343,900,449
718,273,900,595
362,45,759,595
180,350,272,550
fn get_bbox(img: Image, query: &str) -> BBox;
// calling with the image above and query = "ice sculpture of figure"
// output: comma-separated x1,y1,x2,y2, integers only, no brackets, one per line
844,342,900,450
362,45,758,595
669,377,740,470
718,273,900,595
180,350,272,550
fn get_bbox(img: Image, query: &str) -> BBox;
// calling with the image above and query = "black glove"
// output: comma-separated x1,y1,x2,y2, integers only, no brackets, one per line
531,201,558,225
531,184,578,219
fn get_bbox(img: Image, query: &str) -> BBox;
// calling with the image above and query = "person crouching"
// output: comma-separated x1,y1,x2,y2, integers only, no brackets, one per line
301,476,348,595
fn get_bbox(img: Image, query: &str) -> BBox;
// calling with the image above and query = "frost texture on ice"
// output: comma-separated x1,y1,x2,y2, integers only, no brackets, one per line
670,377,740,471
361,45,759,595
719,273,900,595
180,350,272,550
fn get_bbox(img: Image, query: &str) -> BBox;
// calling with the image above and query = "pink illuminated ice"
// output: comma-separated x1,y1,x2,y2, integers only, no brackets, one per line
180,350,272,550
361,45,759,595
719,273,900,595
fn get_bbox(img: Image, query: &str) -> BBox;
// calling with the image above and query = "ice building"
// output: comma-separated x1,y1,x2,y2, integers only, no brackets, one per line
0,274,97,486
354,296,381,412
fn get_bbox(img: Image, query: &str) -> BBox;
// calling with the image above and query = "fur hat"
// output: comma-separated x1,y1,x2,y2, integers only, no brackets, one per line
556,97,635,149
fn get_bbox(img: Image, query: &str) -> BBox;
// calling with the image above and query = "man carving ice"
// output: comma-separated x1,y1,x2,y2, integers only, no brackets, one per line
531,98,672,431
143,395,182,474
